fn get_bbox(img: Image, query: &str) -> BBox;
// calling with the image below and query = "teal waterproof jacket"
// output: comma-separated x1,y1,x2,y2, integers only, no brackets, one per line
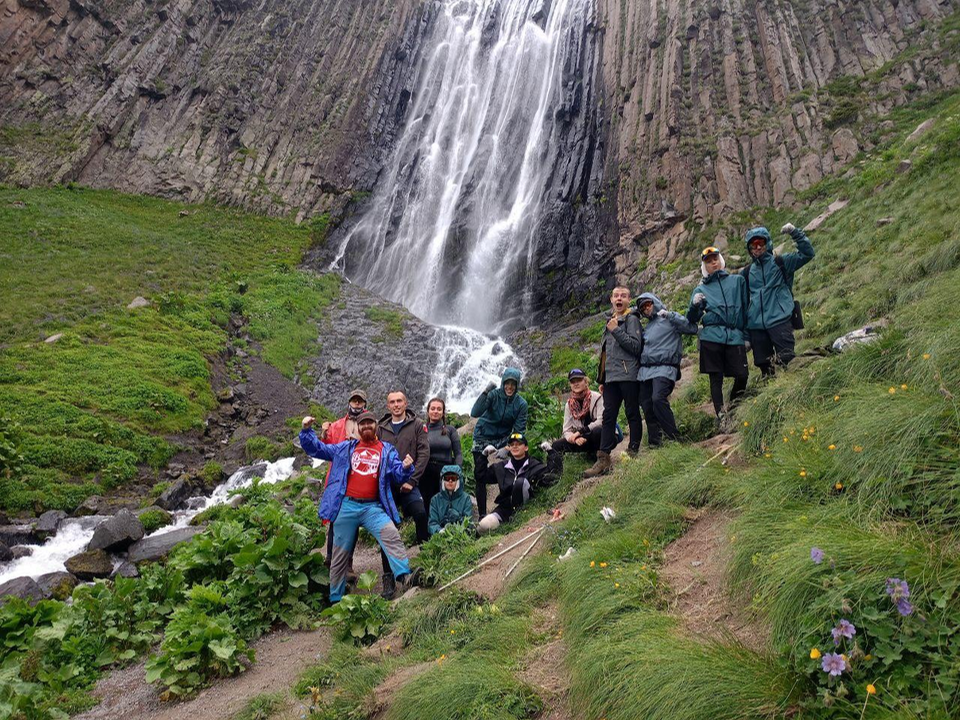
471,367,528,450
428,465,475,535
687,270,748,346
637,292,698,381
743,226,815,330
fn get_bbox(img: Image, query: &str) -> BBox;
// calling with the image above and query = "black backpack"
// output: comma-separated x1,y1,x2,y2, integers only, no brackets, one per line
743,256,804,330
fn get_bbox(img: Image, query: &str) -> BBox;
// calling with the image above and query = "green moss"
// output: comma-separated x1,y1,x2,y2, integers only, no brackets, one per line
364,307,405,340
138,508,173,534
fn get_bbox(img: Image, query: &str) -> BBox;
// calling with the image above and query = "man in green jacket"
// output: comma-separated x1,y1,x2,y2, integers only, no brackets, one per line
428,465,475,536
471,367,528,517
744,223,815,376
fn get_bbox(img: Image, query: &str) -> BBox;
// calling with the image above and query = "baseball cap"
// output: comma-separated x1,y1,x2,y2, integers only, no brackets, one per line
356,411,377,424
568,368,587,380
507,432,528,445
349,388,368,403
701,246,722,258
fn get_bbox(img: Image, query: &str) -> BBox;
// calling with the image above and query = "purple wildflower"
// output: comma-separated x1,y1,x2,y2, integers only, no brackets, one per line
885,578,910,602
810,547,824,564
821,652,846,676
896,599,914,616
830,619,856,645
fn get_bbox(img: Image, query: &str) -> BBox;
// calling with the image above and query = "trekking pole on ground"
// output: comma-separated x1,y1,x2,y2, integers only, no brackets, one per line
437,529,546,592
504,527,546,580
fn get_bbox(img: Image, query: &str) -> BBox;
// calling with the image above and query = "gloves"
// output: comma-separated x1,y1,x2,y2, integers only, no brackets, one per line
744,340,752,352
483,380,497,393
483,444,497,456
693,293,706,307
781,222,796,235
657,308,670,318
540,440,553,452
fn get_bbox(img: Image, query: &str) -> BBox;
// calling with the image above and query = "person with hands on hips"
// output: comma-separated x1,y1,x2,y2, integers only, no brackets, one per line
299,412,419,603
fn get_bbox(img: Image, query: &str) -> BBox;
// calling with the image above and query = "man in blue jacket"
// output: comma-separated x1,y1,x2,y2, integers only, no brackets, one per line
636,292,698,445
744,223,815,376
299,411,418,602
470,367,528,517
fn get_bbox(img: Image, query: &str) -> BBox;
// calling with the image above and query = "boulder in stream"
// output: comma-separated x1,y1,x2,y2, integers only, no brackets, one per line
87,509,144,552
154,477,194,511
36,571,78,600
36,510,67,539
74,495,107,516
65,549,114,580
128,526,203,564
10,546,33,560
0,577,44,605
0,542,11,563
0,523,38,547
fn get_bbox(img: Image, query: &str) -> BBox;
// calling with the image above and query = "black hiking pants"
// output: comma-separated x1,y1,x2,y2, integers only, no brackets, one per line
600,381,642,453
750,320,796,376
639,377,679,446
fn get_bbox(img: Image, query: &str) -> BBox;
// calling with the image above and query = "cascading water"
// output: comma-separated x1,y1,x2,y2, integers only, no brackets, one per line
333,0,592,393
0,457,298,584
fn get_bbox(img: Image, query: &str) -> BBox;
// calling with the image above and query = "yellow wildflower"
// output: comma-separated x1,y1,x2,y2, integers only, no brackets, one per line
853,445,863,453
867,684,877,695
923,353,931,360
614,583,620,588
799,470,807,477
810,648,821,659
834,395,840,401
828,444,836,450
590,561,595,567
743,421,749,427
600,562,608,568
764,453,772,458
901,384,908,390
888,387,896,394
835,482,844,490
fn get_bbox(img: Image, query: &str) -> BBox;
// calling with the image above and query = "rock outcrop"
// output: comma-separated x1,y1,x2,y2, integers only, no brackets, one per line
597,0,960,289
0,0,434,220
87,509,144,552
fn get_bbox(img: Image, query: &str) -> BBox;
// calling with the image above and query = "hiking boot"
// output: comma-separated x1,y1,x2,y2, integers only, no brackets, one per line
583,451,612,478
380,572,396,600
394,567,422,598
714,411,725,435
625,446,640,458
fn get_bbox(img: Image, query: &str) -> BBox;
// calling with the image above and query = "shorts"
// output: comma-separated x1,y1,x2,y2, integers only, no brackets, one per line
699,340,748,378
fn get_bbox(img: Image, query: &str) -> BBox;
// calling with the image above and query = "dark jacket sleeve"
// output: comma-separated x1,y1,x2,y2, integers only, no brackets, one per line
612,315,644,357
513,399,528,434
450,425,463,466
668,311,699,335
409,424,430,486
471,389,492,418
738,275,748,330
428,499,443,535
781,227,815,273
528,459,556,489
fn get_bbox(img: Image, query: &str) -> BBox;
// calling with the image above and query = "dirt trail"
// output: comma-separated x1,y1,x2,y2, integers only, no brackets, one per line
76,544,387,720
517,603,570,720
659,507,766,652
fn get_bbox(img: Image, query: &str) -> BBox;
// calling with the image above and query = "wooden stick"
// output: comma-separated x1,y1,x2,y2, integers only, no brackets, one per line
504,528,546,580
437,530,544,592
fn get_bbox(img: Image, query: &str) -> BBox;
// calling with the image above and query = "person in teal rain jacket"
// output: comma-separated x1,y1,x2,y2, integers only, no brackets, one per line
688,247,750,424
743,223,815,376
427,465,475,536
635,292,698,446
470,367,527,517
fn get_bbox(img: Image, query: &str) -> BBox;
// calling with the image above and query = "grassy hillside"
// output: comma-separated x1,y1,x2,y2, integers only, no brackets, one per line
267,90,960,720
0,187,339,513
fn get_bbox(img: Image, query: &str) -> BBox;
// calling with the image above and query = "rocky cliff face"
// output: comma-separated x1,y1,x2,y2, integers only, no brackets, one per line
596,0,960,285
0,0,435,219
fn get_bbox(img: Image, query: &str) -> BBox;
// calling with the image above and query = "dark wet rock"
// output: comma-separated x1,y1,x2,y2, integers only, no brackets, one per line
36,510,67,539
154,478,193,511
10,546,33,560
87,509,144,552
128,527,203,564
65,549,114,581
0,523,39,547
0,577,43,605
36,571,78,600
112,562,140,579
75,495,106,517
0,542,11,563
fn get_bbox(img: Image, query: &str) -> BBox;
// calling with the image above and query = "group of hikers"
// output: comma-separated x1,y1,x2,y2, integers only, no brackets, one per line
298,223,814,601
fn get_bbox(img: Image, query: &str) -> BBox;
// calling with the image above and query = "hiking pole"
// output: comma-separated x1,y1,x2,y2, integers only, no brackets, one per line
437,529,546,592
504,527,546,580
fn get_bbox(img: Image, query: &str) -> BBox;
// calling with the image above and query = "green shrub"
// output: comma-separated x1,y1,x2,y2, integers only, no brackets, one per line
138,508,172,534
414,521,485,588
320,572,391,644
201,461,224,486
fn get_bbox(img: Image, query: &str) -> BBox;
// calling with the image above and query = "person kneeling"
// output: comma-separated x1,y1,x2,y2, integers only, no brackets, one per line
428,465,476,536
299,412,418,602
478,433,556,534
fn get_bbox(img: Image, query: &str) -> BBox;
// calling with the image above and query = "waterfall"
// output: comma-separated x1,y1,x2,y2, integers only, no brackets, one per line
333,0,592,334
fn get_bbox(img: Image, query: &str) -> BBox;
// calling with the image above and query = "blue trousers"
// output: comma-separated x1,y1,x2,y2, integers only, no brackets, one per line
330,498,409,602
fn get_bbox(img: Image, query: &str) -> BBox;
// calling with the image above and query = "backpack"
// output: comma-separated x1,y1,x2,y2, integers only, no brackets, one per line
743,256,804,330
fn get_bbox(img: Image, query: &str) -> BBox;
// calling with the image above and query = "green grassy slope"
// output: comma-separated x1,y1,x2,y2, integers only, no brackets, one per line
0,187,338,512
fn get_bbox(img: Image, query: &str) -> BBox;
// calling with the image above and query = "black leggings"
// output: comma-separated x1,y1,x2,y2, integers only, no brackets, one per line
600,381,643,453
709,373,747,416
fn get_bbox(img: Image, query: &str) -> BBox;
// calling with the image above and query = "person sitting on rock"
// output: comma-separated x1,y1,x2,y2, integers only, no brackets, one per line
635,292,698,446
477,433,556,535
470,367,528,518
743,223,815,377
427,465,475,536
687,247,749,428
542,369,607,476
299,412,418,603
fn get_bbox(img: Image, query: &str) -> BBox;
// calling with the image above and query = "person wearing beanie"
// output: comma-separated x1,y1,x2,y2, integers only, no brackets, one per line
743,223,815,376
687,247,749,428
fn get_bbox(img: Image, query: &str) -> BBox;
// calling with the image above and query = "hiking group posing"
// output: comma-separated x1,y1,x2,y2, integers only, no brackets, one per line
298,223,814,602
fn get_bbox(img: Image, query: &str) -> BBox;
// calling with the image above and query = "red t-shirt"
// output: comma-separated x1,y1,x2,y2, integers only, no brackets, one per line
346,440,382,500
